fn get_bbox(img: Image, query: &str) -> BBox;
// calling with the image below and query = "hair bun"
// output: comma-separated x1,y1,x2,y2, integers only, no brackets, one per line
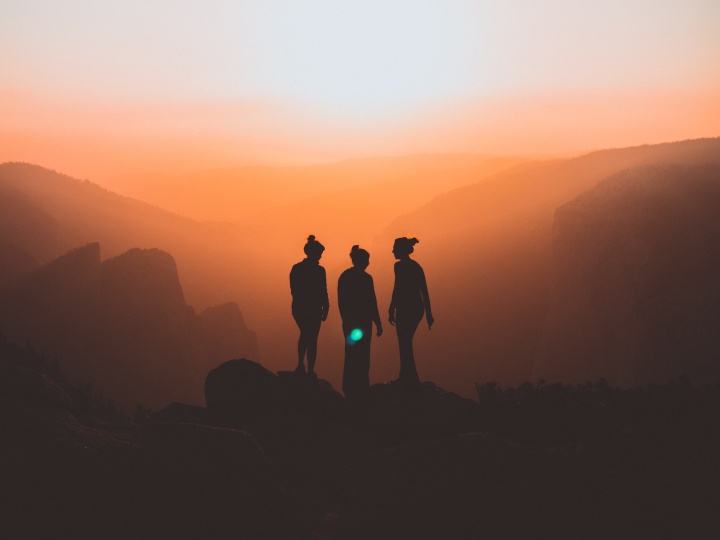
410,237,419,245
307,235,316,243
351,245,359,253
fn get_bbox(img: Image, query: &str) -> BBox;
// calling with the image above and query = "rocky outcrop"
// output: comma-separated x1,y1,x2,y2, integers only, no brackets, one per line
0,244,259,409
7,347,718,540
203,359,485,431
0,181,63,262
205,359,280,413
99,247,188,310
535,164,720,386
0,243,102,365
0,356,286,540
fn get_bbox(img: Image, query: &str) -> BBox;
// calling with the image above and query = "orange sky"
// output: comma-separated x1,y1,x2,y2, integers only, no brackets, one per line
1,1,719,183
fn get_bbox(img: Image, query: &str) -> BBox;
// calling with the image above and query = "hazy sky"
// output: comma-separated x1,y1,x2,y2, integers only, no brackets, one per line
2,0,719,180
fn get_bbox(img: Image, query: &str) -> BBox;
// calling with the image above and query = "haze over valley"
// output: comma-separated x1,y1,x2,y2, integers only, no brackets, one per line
3,138,720,407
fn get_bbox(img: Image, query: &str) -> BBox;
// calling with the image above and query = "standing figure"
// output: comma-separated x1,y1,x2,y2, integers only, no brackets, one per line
388,237,434,385
338,245,383,398
290,235,329,377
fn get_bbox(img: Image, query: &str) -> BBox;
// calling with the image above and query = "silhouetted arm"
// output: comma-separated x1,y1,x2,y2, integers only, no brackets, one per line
388,263,398,327
289,265,298,299
320,267,329,321
369,275,383,336
418,265,434,329
337,272,348,322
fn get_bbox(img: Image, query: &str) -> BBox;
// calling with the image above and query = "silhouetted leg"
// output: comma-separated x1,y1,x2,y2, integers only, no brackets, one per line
305,317,322,376
342,322,354,396
293,311,308,372
296,336,307,372
396,312,421,384
342,322,371,398
358,325,372,394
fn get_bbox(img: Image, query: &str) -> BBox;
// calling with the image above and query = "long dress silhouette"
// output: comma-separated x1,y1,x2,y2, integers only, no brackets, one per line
338,245,383,398
290,235,329,377
388,237,434,385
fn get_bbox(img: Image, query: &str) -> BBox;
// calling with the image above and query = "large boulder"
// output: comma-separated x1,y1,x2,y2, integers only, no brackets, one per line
205,359,280,414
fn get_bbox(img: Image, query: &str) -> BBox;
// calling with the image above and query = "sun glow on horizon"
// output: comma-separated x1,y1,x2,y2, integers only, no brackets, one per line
1,1,719,179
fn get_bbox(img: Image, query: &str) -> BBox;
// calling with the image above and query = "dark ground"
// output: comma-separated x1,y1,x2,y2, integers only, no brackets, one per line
2,340,720,539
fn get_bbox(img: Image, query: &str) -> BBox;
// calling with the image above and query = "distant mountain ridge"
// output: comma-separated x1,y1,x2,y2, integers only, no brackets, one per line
0,243,258,408
111,154,526,223
3,137,720,396
0,161,262,312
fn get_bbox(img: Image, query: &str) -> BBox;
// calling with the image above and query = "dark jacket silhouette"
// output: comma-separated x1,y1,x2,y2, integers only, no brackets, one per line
338,246,382,397
290,235,329,377
389,237,433,385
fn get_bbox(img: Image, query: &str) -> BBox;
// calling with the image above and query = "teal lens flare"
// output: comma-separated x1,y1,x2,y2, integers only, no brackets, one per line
347,328,364,345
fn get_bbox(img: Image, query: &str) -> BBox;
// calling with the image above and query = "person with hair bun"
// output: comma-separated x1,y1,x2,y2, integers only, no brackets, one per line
338,245,383,398
290,235,329,377
388,237,434,385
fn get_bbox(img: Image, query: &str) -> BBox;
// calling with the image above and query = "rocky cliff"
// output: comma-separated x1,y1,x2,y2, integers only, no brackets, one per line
0,243,259,408
535,164,720,386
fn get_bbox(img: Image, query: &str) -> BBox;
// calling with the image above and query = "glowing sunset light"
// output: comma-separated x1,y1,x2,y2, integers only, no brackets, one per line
3,10,720,532
1,0,718,180
243,1,480,118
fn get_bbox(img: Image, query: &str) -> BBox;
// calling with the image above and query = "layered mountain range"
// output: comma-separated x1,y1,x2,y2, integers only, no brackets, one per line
2,138,720,404
0,243,257,408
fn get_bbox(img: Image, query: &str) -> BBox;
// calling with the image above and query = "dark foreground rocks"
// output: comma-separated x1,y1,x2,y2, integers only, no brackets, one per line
0,361,289,539
3,357,720,539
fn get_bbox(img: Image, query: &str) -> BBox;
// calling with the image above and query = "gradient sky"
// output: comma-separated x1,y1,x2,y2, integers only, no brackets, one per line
2,0,719,181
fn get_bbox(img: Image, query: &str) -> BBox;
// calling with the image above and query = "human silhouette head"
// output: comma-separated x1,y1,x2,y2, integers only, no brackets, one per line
349,245,370,270
392,237,419,259
304,235,325,261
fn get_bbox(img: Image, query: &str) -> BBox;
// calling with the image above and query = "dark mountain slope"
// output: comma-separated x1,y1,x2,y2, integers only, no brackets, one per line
0,182,62,262
0,244,258,408
0,241,39,288
0,162,256,311
369,138,720,391
536,163,720,386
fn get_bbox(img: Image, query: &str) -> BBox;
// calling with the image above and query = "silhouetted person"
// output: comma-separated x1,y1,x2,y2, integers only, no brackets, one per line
388,237,434,385
290,235,329,377
338,245,383,398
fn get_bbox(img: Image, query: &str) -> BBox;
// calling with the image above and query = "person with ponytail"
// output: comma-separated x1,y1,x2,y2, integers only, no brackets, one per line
337,245,383,398
388,237,434,385
290,235,329,377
